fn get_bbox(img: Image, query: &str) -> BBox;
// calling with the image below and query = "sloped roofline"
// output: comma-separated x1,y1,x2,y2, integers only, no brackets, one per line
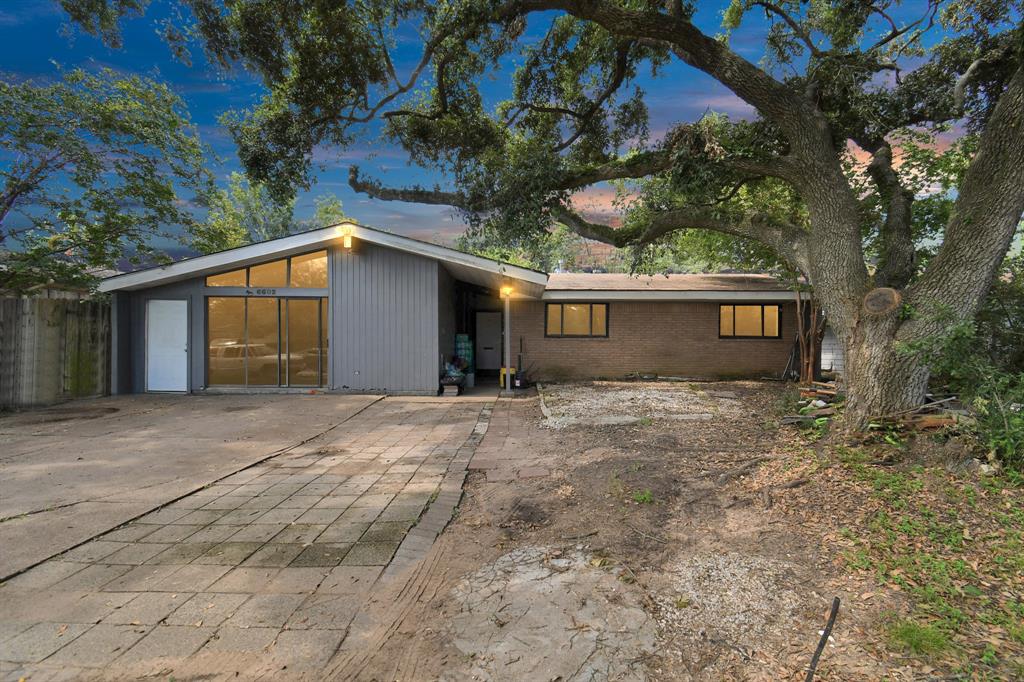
98,221,549,294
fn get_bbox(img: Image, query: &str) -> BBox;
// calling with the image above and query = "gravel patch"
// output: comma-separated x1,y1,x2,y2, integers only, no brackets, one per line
539,381,745,428
653,552,805,644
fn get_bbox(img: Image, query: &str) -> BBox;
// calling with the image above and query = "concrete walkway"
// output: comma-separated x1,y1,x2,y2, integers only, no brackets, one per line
0,394,380,579
0,398,487,680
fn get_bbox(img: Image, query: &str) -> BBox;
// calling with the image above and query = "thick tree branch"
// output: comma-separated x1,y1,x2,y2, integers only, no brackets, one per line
504,0,813,141
548,203,810,273
906,63,1024,328
864,143,916,288
349,137,792,211
348,166,476,209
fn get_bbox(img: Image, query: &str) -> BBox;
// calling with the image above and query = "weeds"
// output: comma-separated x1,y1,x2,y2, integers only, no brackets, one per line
888,619,950,655
632,489,654,504
832,445,1024,671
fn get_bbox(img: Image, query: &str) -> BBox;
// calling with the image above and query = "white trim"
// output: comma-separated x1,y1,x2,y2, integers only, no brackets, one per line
99,222,548,294
541,290,808,302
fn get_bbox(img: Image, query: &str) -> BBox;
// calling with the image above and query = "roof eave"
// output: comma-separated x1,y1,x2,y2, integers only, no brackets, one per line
542,289,806,301
98,222,548,294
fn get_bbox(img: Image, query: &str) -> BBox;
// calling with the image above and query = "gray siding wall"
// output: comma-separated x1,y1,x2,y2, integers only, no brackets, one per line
820,326,845,375
110,292,131,394
123,278,206,393
437,266,456,366
331,242,440,395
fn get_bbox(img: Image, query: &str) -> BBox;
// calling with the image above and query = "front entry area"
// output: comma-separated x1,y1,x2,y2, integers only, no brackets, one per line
475,311,502,372
146,299,188,392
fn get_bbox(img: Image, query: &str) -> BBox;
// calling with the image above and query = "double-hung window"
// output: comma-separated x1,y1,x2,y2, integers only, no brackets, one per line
545,303,608,338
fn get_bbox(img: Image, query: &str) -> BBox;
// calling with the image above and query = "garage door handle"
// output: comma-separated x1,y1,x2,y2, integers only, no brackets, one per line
483,346,494,350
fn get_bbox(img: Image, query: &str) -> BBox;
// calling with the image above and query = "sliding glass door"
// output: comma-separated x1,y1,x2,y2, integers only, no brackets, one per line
207,296,327,387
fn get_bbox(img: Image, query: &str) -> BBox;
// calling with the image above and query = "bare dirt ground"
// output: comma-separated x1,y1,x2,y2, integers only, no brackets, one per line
323,381,909,681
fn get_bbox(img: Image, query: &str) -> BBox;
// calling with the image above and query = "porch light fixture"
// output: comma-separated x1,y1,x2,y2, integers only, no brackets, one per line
337,225,353,249
500,286,514,298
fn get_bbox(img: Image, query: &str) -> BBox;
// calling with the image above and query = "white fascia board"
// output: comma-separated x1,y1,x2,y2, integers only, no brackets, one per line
99,221,548,293
542,289,807,302
99,228,339,292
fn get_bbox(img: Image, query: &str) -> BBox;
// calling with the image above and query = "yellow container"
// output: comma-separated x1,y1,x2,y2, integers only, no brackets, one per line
500,367,516,389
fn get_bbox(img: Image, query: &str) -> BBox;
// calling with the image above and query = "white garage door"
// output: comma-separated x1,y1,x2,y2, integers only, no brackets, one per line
146,299,188,392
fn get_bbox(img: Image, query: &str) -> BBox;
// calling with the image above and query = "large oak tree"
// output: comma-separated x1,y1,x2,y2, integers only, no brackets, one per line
66,0,1024,424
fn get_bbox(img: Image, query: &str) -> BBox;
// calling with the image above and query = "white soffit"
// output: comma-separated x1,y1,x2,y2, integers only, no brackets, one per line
98,222,549,295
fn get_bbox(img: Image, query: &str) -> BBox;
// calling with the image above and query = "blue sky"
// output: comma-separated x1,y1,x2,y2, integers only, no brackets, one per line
0,0,934,250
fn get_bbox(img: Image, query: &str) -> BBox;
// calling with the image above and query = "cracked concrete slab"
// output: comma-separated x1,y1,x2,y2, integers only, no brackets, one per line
0,394,380,578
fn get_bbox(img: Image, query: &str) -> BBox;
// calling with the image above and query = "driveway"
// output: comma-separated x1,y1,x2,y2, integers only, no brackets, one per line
0,394,381,578
0,396,487,679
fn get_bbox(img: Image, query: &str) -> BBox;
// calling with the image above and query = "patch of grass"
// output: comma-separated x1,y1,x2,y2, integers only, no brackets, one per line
632,489,654,504
636,417,654,426
830,445,1024,673
888,619,950,655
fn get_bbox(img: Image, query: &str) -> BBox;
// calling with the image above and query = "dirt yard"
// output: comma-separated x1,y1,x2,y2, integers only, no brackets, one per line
319,381,886,680
9,382,1017,679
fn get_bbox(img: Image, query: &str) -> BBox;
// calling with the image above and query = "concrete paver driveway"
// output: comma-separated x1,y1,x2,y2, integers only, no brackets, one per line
0,394,380,578
0,397,486,679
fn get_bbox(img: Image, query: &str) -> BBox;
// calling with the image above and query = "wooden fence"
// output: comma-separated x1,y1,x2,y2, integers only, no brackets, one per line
0,298,110,409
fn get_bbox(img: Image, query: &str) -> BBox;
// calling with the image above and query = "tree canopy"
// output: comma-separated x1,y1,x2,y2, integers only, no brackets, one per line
0,67,215,291
60,0,1024,421
191,171,350,254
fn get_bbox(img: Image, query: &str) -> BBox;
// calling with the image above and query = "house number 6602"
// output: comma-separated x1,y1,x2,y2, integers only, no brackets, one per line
254,288,276,295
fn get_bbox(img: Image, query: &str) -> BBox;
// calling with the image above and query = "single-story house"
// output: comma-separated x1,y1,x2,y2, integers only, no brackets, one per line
98,222,812,395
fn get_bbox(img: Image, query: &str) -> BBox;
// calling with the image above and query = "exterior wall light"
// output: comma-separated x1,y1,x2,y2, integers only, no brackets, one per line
500,286,514,298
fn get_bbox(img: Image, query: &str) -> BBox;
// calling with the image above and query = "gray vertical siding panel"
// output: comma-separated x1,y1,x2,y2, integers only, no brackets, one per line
126,278,205,393
331,242,439,394
110,292,131,394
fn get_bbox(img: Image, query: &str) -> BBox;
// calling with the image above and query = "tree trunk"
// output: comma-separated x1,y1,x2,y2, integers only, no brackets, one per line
839,314,930,427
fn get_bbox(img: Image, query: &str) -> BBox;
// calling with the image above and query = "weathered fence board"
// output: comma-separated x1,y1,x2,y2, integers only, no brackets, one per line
0,298,110,409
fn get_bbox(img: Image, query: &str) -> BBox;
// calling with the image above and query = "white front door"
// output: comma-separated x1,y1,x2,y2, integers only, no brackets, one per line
476,312,502,370
146,299,188,392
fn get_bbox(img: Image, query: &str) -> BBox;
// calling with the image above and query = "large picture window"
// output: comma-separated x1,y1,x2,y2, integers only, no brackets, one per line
207,296,328,386
719,304,781,338
545,303,608,338
205,250,327,288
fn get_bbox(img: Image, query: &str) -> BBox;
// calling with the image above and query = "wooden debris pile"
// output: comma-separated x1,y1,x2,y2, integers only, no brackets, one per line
870,395,969,431
780,381,841,426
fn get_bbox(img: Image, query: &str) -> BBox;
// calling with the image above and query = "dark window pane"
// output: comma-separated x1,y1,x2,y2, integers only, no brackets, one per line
287,299,320,385
563,304,590,335
720,305,734,336
249,259,287,287
546,305,562,335
207,269,246,287
764,305,780,337
208,297,245,385
320,298,329,387
290,250,327,287
735,305,763,336
592,304,607,336
246,298,280,385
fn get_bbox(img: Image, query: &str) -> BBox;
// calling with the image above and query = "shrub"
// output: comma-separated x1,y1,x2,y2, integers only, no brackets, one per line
903,319,1024,472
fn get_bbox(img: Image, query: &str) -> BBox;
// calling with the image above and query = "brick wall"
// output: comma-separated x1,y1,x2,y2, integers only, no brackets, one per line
511,300,797,380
